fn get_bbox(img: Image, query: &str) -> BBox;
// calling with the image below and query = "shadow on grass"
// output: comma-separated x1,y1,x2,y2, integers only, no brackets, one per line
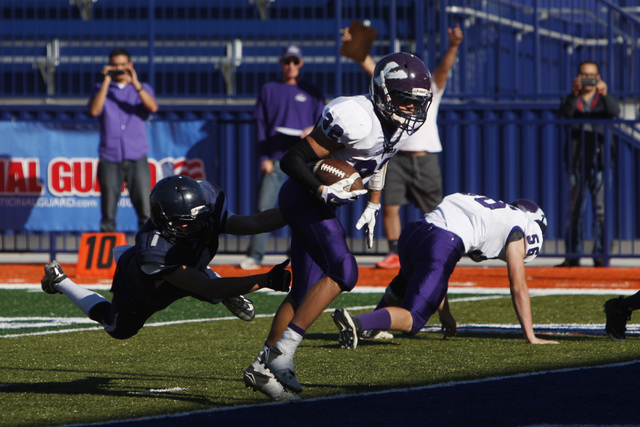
0,367,215,405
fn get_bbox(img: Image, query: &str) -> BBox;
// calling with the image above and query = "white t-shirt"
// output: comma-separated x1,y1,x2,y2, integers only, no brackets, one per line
400,81,444,153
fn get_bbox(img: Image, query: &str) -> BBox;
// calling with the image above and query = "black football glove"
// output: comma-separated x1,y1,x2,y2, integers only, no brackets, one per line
267,259,291,292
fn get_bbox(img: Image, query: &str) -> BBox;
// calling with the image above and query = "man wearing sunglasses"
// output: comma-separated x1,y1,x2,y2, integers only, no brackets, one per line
240,45,325,271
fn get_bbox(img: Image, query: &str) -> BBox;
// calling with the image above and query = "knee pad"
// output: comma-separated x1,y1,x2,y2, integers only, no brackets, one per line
329,253,359,292
103,311,142,340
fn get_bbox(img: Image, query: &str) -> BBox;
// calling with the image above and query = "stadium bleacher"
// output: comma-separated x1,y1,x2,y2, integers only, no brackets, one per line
1,0,639,261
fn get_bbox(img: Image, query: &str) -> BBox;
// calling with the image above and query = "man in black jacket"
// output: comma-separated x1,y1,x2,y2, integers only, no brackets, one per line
557,60,620,267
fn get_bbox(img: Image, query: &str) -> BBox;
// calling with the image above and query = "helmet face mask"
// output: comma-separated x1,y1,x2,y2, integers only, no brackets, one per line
162,204,211,239
370,52,433,135
510,199,547,236
150,175,224,243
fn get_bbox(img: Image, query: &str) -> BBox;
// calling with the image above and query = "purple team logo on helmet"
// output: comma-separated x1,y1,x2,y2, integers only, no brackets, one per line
370,52,433,135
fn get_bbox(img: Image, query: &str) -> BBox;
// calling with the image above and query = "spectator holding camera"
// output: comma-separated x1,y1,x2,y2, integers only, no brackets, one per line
557,60,619,267
88,48,158,232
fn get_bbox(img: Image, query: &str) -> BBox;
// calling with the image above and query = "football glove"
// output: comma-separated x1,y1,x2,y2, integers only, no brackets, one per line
319,177,368,206
356,202,381,249
267,259,291,292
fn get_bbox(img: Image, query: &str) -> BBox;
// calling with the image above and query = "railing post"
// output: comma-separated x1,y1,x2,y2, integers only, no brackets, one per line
148,0,156,91
335,0,342,96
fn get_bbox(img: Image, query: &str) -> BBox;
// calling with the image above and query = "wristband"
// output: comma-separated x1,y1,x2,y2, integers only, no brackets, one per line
136,87,144,93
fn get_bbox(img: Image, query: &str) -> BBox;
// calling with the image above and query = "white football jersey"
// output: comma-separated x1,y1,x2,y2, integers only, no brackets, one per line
424,193,544,263
317,95,411,185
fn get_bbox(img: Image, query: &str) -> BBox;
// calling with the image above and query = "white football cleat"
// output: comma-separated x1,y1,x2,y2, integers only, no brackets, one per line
361,329,394,340
243,359,300,401
263,345,303,393
222,295,255,321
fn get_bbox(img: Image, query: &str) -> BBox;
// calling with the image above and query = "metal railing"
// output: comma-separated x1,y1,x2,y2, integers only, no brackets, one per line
0,0,638,102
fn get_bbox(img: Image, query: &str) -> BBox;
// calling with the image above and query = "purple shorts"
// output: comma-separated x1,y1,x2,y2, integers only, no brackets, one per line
278,179,359,305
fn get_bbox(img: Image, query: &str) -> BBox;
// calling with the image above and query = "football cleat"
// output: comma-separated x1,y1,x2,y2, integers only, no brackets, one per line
604,296,632,342
361,329,394,340
223,295,255,321
332,308,363,350
243,359,300,402
41,261,67,294
263,345,303,393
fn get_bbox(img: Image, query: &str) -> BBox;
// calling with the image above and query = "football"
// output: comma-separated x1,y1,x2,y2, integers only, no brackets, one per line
312,158,364,191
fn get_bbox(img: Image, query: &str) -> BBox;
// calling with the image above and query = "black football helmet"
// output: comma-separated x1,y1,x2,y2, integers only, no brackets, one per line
510,199,547,236
150,175,226,242
370,52,433,134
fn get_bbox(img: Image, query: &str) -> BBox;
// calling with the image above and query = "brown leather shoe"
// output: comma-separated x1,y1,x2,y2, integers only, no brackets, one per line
555,259,580,267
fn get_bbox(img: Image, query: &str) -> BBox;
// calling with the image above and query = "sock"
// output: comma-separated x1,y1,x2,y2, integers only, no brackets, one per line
276,323,305,355
56,278,110,318
388,240,399,254
619,291,640,311
357,309,392,331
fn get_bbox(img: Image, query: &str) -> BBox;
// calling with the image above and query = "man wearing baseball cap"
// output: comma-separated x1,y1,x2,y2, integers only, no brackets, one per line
240,45,325,271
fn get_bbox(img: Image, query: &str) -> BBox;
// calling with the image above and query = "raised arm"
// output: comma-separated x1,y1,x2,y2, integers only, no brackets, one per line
431,24,463,89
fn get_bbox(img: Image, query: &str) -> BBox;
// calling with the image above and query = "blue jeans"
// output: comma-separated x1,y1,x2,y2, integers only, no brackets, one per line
97,156,150,232
246,160,288,262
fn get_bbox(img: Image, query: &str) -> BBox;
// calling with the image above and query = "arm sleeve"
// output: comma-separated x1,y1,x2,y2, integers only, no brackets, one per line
559,94,578,118
280,139,323,193
601,94,621,118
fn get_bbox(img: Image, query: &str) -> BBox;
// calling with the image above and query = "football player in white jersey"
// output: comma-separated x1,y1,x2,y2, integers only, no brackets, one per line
243,52,434,400
333,193,560,349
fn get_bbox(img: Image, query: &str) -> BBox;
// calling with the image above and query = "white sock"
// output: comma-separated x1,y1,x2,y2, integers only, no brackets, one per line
56,278,109,317
277,327,304,355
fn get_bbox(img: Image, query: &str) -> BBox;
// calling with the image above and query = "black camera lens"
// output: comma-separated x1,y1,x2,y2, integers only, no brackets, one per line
581,77,597,86
107,70,125,77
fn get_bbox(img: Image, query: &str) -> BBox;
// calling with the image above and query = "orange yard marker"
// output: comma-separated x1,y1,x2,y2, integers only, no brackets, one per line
76,233,127,278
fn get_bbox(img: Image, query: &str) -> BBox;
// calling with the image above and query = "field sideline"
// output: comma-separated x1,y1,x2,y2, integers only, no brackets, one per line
2,261,639,289
1,262,639,426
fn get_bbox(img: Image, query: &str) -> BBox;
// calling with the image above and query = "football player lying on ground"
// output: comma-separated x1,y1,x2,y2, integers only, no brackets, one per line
242,52,434,401
603,292,638,341
41,175,291,341
332,193,560,348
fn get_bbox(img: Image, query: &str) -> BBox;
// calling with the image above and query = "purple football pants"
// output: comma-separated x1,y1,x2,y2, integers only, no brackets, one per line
396,220,464,335
278,179,359,306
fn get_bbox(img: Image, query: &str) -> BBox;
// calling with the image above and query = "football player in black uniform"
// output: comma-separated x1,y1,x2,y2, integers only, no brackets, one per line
41,175,291,340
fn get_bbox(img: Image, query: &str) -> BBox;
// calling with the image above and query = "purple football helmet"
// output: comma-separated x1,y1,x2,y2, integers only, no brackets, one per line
370,52,433,134
511,199,547,236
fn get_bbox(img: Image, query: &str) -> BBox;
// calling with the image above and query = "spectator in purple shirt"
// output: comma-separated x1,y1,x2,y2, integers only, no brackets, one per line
240,45,325,270
88,48,159,232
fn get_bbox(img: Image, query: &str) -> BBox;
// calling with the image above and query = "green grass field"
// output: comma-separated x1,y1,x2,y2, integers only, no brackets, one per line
1,288,638,426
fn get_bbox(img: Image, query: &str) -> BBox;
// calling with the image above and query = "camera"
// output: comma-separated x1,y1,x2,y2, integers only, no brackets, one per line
107,70,125,77
581,77,597,87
